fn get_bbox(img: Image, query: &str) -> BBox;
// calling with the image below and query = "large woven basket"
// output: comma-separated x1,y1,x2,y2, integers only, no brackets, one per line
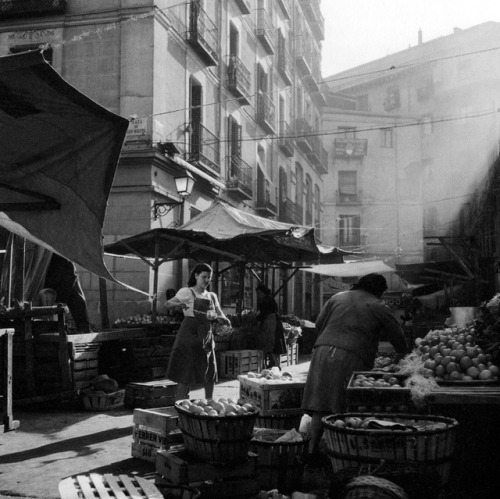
250,429,309,493
323,413,459,487
175,400,257,465
343,475,409,499
255,412,303,430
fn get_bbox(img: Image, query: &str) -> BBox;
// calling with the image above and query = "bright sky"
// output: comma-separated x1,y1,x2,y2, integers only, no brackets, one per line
321,0,500,76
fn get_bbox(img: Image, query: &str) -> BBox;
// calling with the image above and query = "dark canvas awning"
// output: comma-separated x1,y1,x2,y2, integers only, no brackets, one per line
0,50,129,284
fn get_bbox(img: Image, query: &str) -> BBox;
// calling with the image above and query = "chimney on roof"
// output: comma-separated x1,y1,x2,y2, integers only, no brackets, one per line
418,28,423,45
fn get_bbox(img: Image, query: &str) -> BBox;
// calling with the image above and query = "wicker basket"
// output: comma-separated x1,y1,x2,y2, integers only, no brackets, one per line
255,412,303,430
214,332,233,352
175,400,257,465
250,429,309,493
323,413,458,487
155,483,200,499
343,475,409,499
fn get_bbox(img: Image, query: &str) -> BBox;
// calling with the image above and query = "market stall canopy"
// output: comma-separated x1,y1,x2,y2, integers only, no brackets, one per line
0,50,129,283
104,201,351,264
303,260,396,278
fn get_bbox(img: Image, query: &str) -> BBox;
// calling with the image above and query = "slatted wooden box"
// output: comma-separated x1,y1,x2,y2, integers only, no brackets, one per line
238,375,305,416
81,389,125,411
125,379,177,409
132,406,182,462
155,449,259,499
219,350,263,379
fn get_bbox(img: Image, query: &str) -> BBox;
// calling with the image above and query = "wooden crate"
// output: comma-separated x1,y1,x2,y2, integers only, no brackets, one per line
133,406,180,435
132,406,182,462
345,371,415,412
238,374,305,416
81,389,125,411
125,379,177,409
278,343,299,368
219,350,263,379
156,449,259,499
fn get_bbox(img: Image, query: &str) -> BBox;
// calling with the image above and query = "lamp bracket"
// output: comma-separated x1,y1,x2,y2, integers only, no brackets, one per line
153,200,183,220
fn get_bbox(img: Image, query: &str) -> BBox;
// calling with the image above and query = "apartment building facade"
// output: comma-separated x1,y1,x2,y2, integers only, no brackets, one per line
0,0,328,323
322,22,500,296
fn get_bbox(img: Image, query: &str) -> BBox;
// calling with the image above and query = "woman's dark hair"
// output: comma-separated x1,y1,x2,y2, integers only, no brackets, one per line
352,273,388,298
256,284,271,295
187,263,213,287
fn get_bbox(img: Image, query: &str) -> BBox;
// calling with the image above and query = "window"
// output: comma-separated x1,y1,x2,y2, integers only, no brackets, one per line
384,87,400,111
338,215,361,247
338,171,357,202
229,22,239,57
295,163,303,207
381,128,393,148
228,115,242,175
337,126,356,138
314,184,321,227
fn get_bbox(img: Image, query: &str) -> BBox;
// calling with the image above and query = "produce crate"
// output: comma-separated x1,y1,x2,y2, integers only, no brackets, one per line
132,406,182,462
80,389,125,411
278,343,298,368
125,379,177,409
156,449,259,499
345,371,415,413
323,412,459,488
219,350,263,379
238,375,305,416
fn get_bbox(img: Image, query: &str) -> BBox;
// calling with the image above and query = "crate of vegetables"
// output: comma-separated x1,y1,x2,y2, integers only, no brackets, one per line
345,371,415,413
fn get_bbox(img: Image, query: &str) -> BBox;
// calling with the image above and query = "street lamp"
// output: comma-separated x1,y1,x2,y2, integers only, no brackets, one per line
153,170,195,220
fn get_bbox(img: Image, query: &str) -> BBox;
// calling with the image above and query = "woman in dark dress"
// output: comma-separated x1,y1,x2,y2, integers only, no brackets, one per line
255,284,280,368
165,263,230,401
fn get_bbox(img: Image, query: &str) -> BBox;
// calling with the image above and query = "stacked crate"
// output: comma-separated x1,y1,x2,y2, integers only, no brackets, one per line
70,342,101,391
155,449,259,499
124,379,177,409
131,406,183,463
238,374,305,429
219,350,263,379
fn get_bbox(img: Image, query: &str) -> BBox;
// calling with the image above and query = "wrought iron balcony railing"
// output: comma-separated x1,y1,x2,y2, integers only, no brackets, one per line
226,156,253,200
256,8,275,54
278,121,294,157
277,34,293,86
256,178,278,216
307,135,328,174
185,123,220,176
186,0,219,66
0,0,66,19
295,35,312,76
226,55,251,105
256,91,276,135
279,197,301,225
294,117,313,154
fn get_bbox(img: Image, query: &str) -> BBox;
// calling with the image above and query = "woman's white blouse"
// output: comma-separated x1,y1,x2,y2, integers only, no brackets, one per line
175,287,214,317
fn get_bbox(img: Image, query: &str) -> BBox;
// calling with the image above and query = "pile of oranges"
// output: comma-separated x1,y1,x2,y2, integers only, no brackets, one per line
415,326,499,382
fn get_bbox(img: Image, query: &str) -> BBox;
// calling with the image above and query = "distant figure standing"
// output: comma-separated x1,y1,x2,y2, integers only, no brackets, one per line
165,263,231,401
255,284,279,368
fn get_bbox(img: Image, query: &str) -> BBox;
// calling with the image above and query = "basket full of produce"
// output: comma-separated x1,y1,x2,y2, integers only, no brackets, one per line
322,412,459,488
174,398,258,465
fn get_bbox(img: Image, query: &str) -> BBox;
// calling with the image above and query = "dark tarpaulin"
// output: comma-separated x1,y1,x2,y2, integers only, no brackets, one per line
0,50,130,284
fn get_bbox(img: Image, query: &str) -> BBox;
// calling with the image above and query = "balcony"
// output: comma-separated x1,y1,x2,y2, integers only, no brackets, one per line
226,156,253,200
294,117,313,154
333,138,368,158
277,0,292,19
226,55,251,105
256,179,278,217
278,121,294,157
256,91,276,135
295,36,312,76
277,34,293,86
256,8,275,55
234,0,251,15
186,0,219,66
307,136,328,174
298,0,325,41
279,197,301,224
185,123,221,177
0,0,66,19
337,191,362,205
